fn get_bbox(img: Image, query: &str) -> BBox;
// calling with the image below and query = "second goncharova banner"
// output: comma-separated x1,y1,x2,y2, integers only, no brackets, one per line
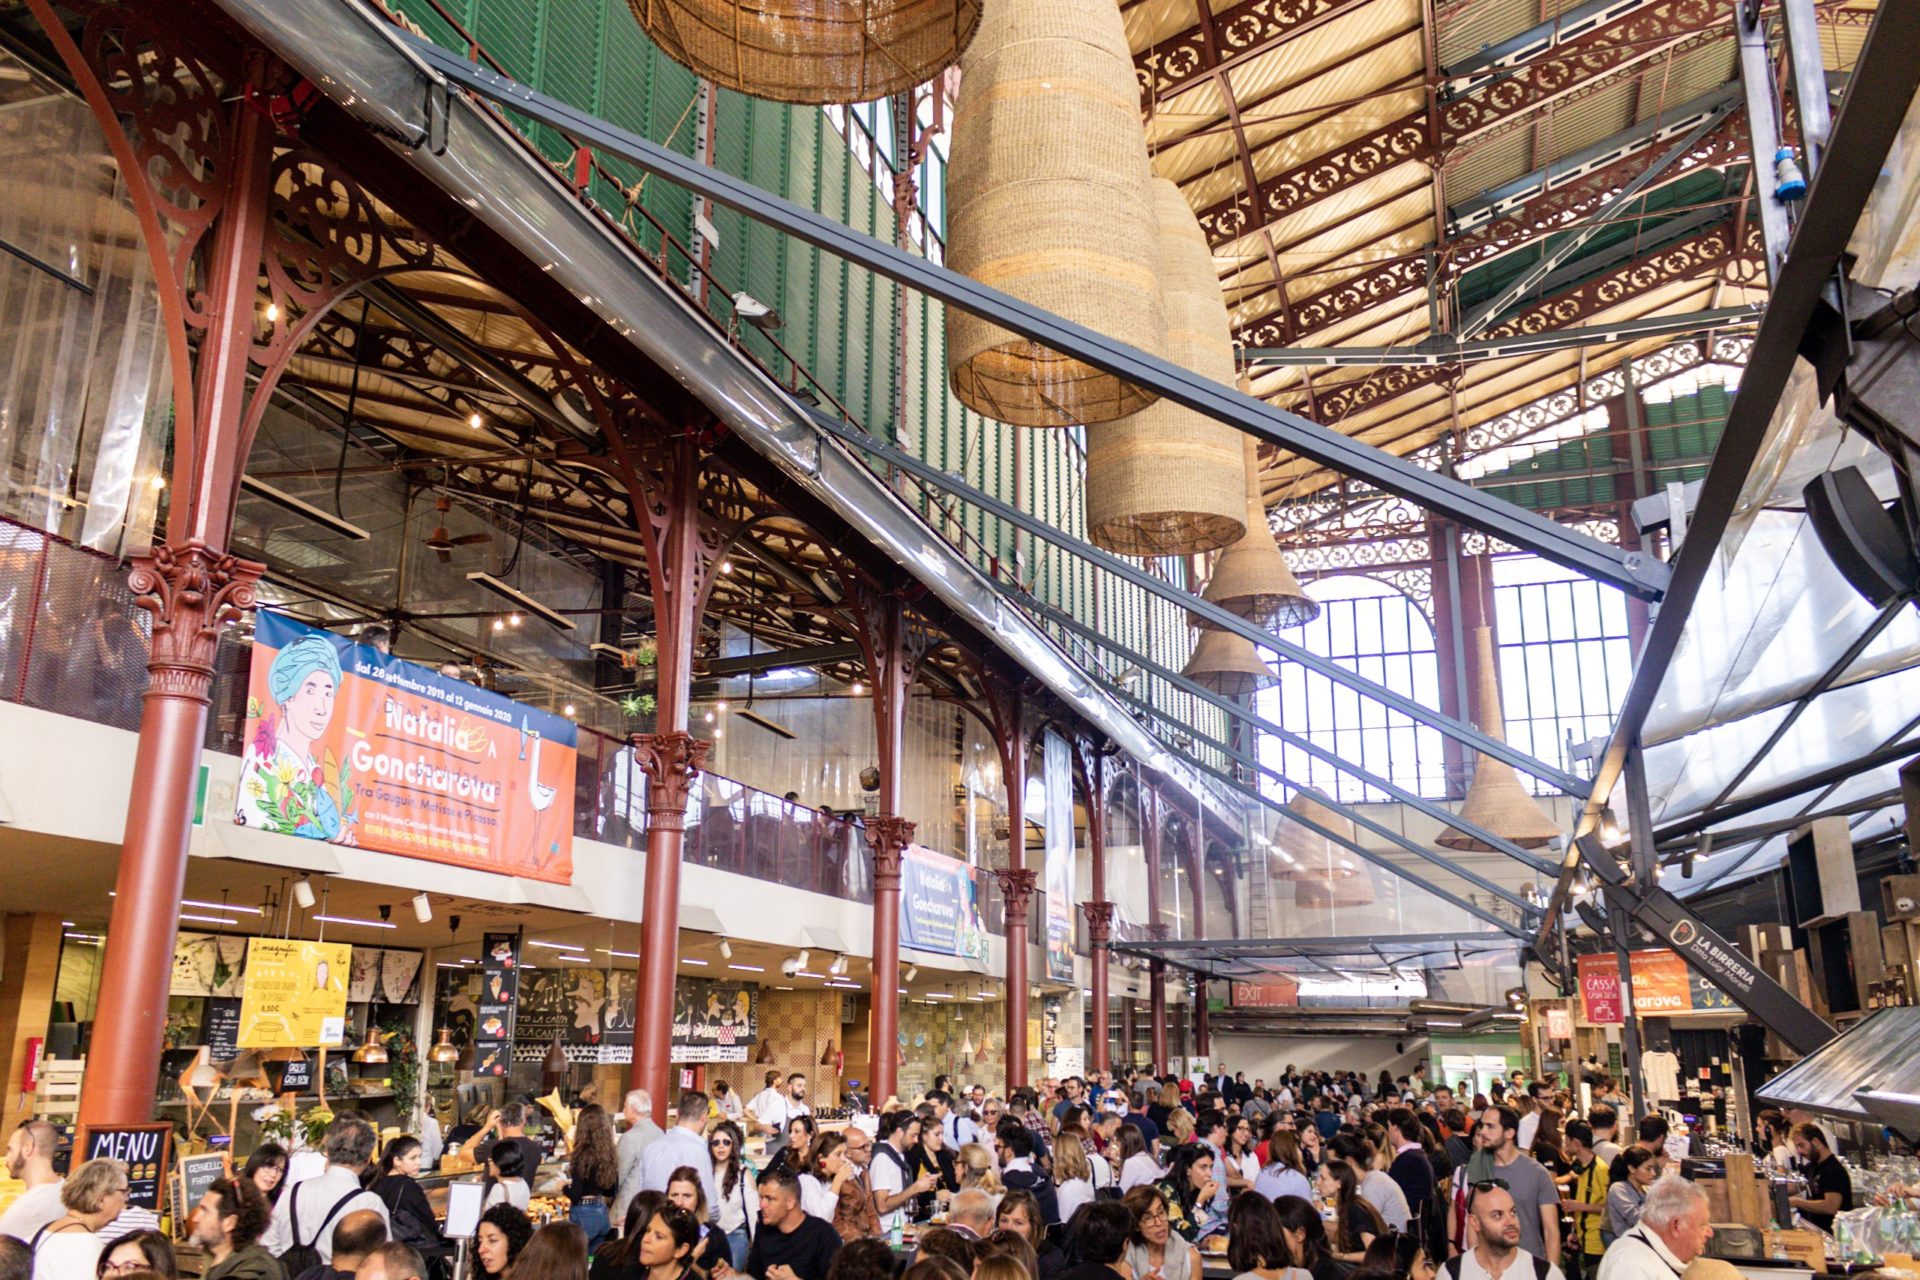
236,611,577,882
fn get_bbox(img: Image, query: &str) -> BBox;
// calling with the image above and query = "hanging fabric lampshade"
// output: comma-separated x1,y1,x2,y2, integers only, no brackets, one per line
1086,177,1247,555
1271,792,1358,881
1180,629,1275,697
1192,433,1320,631
946,0,1164,426
627,0,981,105
1438,625,1563,850
1296,864,1377,908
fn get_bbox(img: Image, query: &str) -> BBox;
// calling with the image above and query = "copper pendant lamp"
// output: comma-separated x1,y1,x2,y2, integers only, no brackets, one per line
1437,625,1563,850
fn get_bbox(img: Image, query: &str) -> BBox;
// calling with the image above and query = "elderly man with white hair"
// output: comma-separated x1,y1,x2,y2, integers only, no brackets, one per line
1597,1175,1714,1280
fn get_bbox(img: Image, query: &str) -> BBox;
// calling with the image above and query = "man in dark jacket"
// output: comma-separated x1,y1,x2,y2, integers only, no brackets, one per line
193,1176,288,1280
997,1125,1061,1225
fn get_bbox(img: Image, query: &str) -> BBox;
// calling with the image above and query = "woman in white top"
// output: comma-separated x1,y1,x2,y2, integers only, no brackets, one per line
1223,1116,1261,1193
1053,1131,1098,1225
1114,1125,1162,1193
481,1144,531,1211
31,1157,129,1280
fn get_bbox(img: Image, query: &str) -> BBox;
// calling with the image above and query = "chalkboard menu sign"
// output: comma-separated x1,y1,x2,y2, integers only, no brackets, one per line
81,1124,172,1212
271,1051,314,1095
174,1152,229,1229
473,932,520,1077
203,999,242,1064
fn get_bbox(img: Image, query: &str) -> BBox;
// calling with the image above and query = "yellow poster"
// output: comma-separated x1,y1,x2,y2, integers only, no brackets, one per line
237,938,352,1048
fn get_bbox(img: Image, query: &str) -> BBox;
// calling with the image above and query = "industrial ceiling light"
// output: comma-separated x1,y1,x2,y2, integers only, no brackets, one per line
412,893,434,924
829,954,848,976
718,938,733,960
240,476,372,541
905,965,918,982
466,571,576,631
292,878,317,910
350,1027,389,1064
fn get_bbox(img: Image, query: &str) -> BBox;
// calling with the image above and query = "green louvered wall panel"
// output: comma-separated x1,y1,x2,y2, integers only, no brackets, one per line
387,0,1213,763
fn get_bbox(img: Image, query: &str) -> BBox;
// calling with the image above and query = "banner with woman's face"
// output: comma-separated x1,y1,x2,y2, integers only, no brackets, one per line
236,610,578,882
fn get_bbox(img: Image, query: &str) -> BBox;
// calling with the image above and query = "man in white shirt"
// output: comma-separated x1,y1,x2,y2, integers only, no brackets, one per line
931,1091,979,1149
616,1087,663,1228
756,1073,812,1146
261,1114,390,1262
1516,1092,1542,1153
0,1121,63,1242
870,1112,937,1232
714,1081,744,1121
747,1071,785,1135
639,1089,720,1219
1447,1184,1566,1280
1597,1176,1713,1280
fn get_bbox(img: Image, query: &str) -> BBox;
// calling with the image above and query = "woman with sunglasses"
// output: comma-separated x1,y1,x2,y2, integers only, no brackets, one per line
708,1121,759,1268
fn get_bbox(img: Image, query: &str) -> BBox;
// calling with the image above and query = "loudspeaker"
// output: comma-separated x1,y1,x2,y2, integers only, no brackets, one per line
1803,466,1919,607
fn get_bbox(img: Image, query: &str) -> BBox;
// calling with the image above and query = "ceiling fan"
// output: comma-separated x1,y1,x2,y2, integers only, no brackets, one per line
423,495,492,563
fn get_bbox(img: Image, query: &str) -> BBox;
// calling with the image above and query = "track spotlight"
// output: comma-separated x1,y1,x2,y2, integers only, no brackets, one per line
905,965,918,982
829,954,848,976
719,938,733,960
412,893,433,924
292,878,316,909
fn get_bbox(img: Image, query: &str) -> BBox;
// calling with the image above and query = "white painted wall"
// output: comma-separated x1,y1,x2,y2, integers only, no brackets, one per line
1209,1031,1430,1083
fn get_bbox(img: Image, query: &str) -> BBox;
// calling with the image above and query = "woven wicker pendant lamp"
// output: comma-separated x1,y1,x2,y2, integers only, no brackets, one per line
1085,177,1247,555
1437,625,1562,850
945,0,1164,426
1192,432,1319,631
1295,864,1376,908
1179,628,1275,697
628,0,981,104
1271,793,1359,882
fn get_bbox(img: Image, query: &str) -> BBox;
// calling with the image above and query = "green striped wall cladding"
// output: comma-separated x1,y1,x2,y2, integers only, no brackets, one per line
391,0,1220,767
1477,386,1729,512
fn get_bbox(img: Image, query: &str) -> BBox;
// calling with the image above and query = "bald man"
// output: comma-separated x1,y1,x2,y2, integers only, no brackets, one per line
0,1121,63,1241
294,1209,389,1280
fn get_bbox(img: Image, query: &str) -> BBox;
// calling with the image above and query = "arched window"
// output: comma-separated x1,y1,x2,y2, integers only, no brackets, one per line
1254,574,1445,802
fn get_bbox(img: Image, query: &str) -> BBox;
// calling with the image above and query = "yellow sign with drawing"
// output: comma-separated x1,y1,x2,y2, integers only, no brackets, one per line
237,938,351,1048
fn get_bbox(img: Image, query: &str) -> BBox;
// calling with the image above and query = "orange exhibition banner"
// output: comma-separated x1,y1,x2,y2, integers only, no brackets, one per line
1629,949,1693,1014
237,611,576,882
1578,949,1709,1020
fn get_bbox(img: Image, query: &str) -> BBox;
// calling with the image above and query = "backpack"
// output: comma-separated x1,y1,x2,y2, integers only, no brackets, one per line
1444,1254,1552,1280
280,1184,366,1277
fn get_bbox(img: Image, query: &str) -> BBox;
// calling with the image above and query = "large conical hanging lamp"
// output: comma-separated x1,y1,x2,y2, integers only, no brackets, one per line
1437,626,1563,850
1180,629,1275,697
1271,793,1358,882
1296,863,1376,908
1192,432,1319,631
627,0,981,105
1086,177,1247,555
945,0,1164,426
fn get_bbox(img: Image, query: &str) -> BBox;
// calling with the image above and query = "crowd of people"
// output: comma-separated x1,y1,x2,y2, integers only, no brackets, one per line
0,1062,1847,1280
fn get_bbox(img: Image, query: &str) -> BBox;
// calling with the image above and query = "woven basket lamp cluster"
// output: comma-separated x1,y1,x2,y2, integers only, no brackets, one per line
1437,625,1563,851
1191,431,1320,632
945,0,1165,426
627,0,981,104
1087,177,1247,557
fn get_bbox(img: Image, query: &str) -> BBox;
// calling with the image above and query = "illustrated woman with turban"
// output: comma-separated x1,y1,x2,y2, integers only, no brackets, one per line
237,633,353,840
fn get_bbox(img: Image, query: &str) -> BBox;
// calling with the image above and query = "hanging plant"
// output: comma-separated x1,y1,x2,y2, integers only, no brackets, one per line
380,1019,421,1116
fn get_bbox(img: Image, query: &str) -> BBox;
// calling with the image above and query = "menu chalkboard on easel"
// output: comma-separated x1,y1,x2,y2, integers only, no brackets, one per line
80,1124,172,1212
172,1151,229,1235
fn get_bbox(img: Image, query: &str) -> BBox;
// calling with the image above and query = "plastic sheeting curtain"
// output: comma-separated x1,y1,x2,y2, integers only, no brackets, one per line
0,85,169,554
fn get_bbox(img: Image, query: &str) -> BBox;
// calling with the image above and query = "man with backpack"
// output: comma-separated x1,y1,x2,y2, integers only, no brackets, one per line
261,1114,389,1268
1447,1183,1564,1280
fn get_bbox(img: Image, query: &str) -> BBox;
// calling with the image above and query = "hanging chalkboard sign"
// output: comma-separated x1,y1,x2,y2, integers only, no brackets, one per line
203,999,242,1064
270,1051,314,1095
80,1124,172,1212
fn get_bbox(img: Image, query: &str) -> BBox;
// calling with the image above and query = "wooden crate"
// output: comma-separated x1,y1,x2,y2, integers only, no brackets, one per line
34,1058,83,1125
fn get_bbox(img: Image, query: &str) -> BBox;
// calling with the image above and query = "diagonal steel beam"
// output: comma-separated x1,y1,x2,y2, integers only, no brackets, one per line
1458,97,1741,339
1245,305,1758,366
1036,585,1560,875
403,32,1667,602
805,404,1588,794
1540,0,1920,952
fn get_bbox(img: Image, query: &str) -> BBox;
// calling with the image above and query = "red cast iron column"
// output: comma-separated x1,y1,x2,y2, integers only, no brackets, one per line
1074,739,1115,1075
988,678,1034,1091
628,438,715,1124
76,54,272,1128
1145,787,1168,1069
866,816,912,1104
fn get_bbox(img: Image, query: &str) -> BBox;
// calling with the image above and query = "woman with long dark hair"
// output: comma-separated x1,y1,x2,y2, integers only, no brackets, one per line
590,1193,668,1280
1153,1144,1224,1243
908,1116,958,1221
241,1144,288,1206
766,1116,816,1178
708,1120,758,1268
1226,1193,1310,1280
482,1140,531,1211
372,1135,445,1260
665,1166,730,1273
568,1104,621,1250
1273,1195,1348,1280
512,1221,590,1280
1114,1124,1160,1192
1361,1231,1435,1280
1318,1160,1385,1262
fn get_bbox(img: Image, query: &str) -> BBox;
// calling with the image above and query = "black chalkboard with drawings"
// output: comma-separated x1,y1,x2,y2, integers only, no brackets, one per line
81,1124,172,1212
203,999,242,1063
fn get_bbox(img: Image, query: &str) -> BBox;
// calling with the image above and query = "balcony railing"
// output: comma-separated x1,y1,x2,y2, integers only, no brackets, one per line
0,517,1010,928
